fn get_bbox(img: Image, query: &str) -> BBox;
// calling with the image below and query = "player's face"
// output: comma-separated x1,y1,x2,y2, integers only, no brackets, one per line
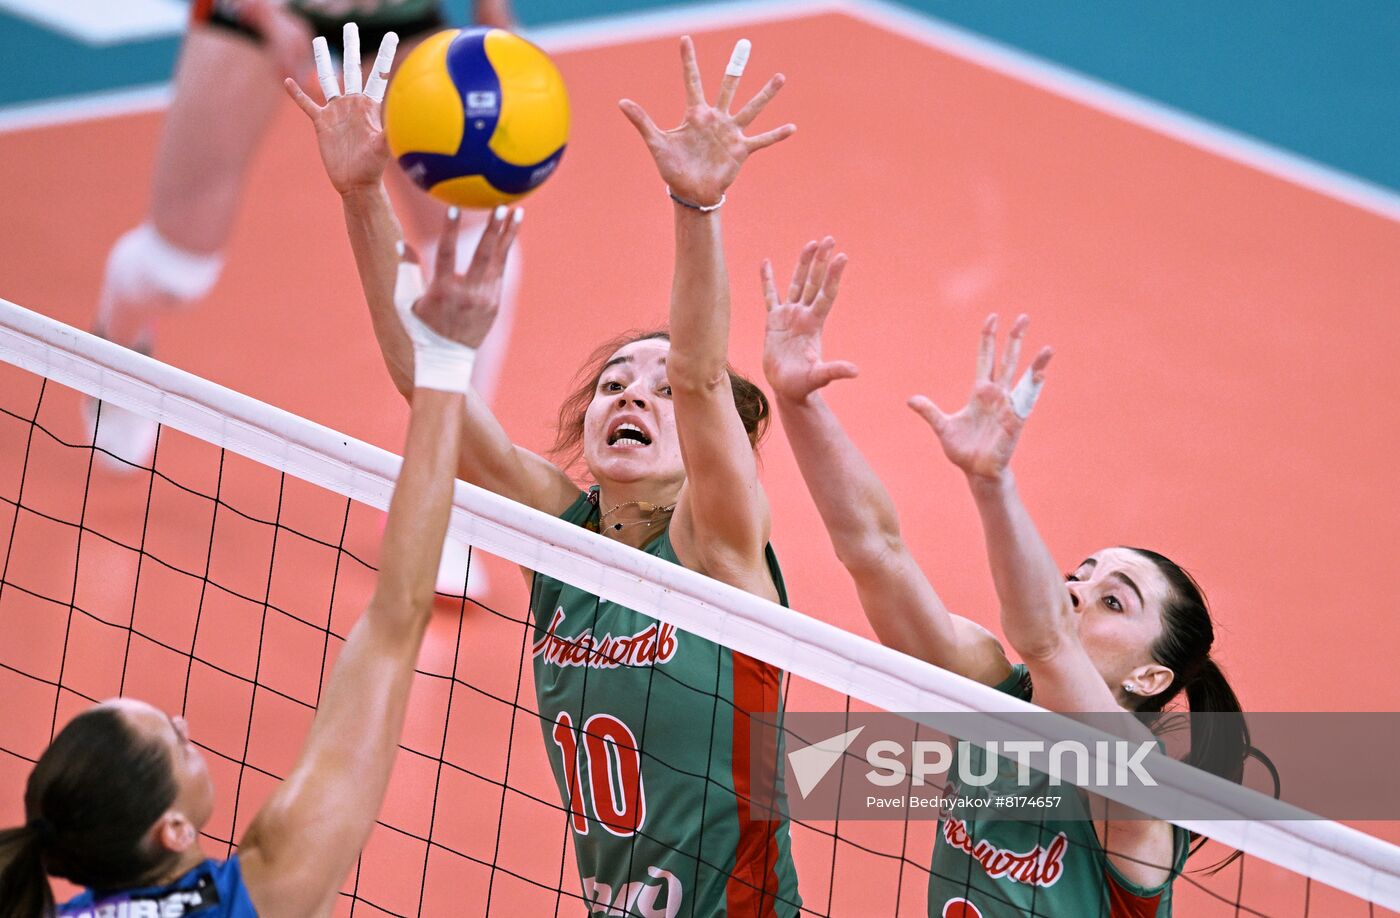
582,339,686,489
109,698,215,834
1065,548,1175,699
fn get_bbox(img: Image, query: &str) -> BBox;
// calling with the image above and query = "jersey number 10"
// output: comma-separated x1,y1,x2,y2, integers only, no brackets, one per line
551,711,647,837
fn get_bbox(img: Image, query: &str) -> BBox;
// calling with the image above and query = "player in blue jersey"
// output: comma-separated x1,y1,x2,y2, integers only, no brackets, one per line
0,47,521,918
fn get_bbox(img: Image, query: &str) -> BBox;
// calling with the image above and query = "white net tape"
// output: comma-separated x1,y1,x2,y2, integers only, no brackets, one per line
1,296,1396,910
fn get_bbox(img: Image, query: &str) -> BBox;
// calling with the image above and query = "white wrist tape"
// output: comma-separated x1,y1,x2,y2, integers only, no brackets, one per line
393,256,477,393
1010,367,1044,419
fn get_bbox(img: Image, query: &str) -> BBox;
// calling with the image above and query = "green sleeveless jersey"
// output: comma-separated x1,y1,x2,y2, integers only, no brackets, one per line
531,489,801,917
928,665,1190,918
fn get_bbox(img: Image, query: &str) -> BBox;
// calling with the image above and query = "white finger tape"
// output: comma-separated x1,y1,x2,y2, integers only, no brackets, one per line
312,36,340,100
342,23,363,95
1010,368,1044,419
726,38,751,77
364,32,399,103
393,259,425,312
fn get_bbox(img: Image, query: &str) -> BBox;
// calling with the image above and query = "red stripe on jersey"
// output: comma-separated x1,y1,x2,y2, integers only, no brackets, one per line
727,650,784,916
1106,869,1163,918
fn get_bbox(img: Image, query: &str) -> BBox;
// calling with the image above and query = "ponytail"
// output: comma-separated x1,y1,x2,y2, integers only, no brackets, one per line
0,822,54,918
7,705,177,906
1127,548,1279,874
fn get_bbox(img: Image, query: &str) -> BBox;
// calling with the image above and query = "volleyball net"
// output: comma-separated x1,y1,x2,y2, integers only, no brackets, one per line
0,297,1396,916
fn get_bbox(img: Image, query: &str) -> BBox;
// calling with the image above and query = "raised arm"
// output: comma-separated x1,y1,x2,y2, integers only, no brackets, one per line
283,27,576,515
235,238,480,917
762,241,1009,684
618,37,793,582
907,315,1122,711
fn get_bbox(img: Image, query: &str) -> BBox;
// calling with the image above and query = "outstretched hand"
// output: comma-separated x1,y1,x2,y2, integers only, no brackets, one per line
399,206,524,354
283,23,398,195
908,315,1053,481
762,238,858,402
619,36,795,206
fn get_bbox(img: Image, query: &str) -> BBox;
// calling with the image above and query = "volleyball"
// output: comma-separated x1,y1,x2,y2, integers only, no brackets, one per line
384,27,570,209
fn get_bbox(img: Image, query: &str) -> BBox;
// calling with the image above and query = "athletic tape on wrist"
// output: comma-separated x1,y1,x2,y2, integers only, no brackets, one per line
393,257,478,393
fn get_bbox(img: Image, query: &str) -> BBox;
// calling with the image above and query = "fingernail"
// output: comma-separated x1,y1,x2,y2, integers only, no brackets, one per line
513,208,524,224
448,206,460,220
494,205,507,222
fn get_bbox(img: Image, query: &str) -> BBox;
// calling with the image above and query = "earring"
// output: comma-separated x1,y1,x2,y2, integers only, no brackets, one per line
1121,681,1136,695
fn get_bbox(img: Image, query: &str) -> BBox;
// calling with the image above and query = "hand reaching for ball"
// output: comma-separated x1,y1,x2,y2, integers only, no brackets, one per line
619,36,795,207
284,23,397,196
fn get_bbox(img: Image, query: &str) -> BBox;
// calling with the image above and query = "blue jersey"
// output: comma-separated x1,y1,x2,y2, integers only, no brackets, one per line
59,857,257,918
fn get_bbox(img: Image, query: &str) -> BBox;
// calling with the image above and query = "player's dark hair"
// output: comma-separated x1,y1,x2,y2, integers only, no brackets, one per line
0,706,178,912
1126,547,1274,873
553,329,769,472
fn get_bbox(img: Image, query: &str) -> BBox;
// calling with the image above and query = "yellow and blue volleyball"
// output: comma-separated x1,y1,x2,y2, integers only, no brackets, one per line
384,28,570,209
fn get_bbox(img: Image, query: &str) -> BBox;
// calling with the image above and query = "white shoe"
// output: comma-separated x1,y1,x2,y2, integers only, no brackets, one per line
436,536,490,598
84,397,159,472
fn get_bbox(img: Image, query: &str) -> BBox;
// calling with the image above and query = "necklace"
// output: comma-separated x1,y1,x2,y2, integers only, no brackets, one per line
599,500,676,532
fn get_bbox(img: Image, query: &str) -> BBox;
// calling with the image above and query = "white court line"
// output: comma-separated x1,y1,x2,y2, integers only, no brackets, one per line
0,0,1396,224
837,0,1400,225
0,0,186,45
0,84,172,134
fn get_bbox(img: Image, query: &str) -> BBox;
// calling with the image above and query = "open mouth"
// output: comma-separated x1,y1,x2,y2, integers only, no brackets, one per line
607,421,652,447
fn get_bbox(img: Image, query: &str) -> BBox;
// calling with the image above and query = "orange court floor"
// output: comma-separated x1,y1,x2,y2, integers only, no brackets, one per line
1,9,1398,916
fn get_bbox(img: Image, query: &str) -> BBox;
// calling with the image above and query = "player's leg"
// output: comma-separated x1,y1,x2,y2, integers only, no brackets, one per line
90,24,286,469
97,24,285,351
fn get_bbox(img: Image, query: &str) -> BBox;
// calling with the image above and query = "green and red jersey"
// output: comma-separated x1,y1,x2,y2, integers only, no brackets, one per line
530,488,801,917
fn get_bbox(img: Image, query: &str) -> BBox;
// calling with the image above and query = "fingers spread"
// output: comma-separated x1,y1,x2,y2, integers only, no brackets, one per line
680,36,706,108
1010,351,1050,419
342,23,363,94
734,73,785,128
312,36,340,102
976,313,998,381
814,360,859,388
745,122,796,152
715,38,751,111
760,259,779,311
786,240,818,303
497,206,525,265
907,395,949,433
618,99,660,142
814,252,847,317
1030,345,1054,376
283,77,320,116
997,314,1029,386
364,31,399,103
435,206,462,278
802,237,835,304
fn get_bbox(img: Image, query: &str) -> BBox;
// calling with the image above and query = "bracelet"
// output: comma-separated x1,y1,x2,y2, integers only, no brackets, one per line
668,188,725,212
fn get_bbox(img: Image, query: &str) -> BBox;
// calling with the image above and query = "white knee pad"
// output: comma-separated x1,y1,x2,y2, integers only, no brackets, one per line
105,223,224,306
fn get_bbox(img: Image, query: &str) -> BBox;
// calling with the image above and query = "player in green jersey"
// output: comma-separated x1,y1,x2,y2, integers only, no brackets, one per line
761,242,1253,917
304,30,803,917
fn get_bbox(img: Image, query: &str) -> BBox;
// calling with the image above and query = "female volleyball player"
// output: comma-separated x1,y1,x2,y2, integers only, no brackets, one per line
290,31,802,917
0,46,518,914
90,4,513,595
762,241,1251,916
